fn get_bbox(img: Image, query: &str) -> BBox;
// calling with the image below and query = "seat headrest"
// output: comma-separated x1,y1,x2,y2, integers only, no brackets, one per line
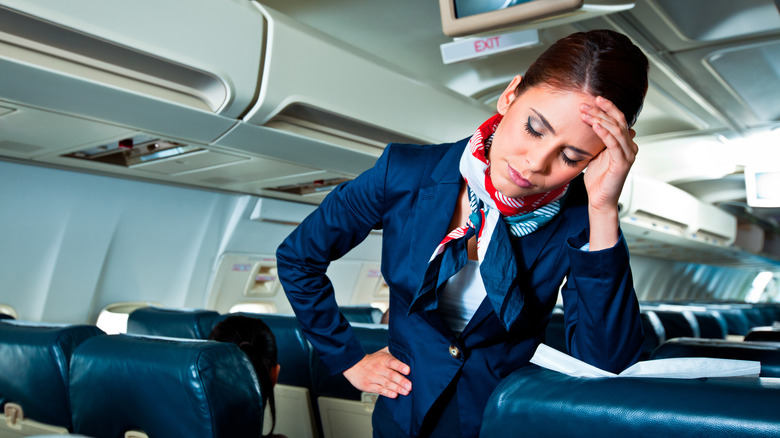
127,307,220,339
651,337,780,377
69,334,263,438
481,365,780,438
0,321,103,428
218,313,313,388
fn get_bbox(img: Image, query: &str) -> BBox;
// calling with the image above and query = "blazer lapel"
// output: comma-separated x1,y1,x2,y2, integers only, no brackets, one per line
407,140,465,311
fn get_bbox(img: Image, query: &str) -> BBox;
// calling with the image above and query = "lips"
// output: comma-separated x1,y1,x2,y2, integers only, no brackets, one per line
507,164,534,188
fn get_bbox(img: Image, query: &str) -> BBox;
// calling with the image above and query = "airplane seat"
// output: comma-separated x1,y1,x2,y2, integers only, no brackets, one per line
69,334,263,438
691,310,728,339
339,305,384,324
745,326,780,343
216,312,319,438
754,304,780,326
311,323,388,438
126,306,221,339
743,307,770,331
640,311,666,360
650,337,780,377
715,307,751,336
0,320,103,435
543,307,567,353
651,309,699,340
481,364,780,438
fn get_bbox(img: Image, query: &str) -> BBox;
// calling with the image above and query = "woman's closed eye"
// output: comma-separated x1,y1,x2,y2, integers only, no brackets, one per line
561,151,579,167
524,116,543,138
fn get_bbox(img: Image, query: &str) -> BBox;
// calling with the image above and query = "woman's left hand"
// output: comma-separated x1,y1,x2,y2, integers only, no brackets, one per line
579,96,638,214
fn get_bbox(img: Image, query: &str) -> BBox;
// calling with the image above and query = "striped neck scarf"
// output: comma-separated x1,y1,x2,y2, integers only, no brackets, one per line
428,114,569,264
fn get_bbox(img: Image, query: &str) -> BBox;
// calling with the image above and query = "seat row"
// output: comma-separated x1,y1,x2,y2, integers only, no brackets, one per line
492,303,780,437
0,319,265,438
124,306,388,438
545,302,780,360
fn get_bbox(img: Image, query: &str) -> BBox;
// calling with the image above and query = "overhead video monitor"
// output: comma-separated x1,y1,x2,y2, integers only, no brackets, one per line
439,0,634,37
745,165,780,208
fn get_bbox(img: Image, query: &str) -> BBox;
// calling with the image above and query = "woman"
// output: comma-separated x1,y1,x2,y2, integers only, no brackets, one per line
276,29,648,438
209,315,285,438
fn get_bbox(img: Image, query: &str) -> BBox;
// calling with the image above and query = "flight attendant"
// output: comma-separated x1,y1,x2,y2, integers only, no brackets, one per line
277,29,648,438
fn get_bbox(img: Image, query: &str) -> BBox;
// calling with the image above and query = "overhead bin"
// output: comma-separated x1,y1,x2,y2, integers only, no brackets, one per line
0,0,492,203
618,173,739,261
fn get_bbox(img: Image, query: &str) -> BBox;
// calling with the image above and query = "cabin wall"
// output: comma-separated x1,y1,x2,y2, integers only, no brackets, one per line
630,255,771,302
0,160,381,324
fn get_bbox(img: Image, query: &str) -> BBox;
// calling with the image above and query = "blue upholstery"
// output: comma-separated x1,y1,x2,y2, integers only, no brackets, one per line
717,307,753,335
0,321,103,429
340,305,383,324
543,308,567,353
481,365,780,437
651,337,780,377
311,324,388,400
126,307,221,339
223,313,314,389
691,310,727,339
639,311,666,359
652,309,699,339
69,334,263,438
745,326,780,343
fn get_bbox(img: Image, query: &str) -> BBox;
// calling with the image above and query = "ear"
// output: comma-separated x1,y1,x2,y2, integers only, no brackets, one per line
270,364,281,387
496,75,522,115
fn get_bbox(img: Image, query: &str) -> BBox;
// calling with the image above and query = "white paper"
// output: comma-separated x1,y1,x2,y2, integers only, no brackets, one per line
530,343,761,379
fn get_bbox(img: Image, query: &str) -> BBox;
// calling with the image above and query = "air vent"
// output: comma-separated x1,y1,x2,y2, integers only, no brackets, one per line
266,177,351,196
63,135,203,167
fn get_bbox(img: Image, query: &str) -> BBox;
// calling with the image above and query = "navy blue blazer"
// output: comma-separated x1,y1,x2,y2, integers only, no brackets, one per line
276,138,644,438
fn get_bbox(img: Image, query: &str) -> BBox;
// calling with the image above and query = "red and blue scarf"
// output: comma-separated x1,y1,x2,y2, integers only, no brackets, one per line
428,114,569,263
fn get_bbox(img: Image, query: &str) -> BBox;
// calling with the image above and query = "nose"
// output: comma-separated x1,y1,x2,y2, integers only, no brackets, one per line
525,145,553,174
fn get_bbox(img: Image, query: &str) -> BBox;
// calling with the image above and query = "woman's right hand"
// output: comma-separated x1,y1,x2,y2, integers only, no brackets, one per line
342,346,412,398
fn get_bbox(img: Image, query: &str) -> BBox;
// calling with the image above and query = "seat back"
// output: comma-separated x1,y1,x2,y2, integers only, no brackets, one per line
651,337,780,377
745,326,780,343
126,307,221,339
236,313,319,438
640,311,666,359
543,308,567,353
651,309,699,339
0,320,103,435
481,365,780,438
69,334,263,438
339,306,383,324
313,323,388,438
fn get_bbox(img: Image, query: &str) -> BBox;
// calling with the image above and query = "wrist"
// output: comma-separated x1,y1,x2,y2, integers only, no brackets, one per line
588,205,620,251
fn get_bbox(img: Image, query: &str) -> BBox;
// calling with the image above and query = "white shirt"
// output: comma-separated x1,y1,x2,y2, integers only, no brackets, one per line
438,260,487,333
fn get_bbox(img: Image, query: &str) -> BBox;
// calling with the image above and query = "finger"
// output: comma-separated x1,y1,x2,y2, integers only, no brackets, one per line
593,96,628,128
384,355,411,375
377,375,411,396
591,122,635,165
365,383,400,399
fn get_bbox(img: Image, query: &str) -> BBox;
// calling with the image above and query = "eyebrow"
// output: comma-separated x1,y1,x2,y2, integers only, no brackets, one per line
531,108,594,157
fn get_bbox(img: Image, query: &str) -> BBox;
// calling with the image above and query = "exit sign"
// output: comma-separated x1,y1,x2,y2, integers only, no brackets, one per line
440,29,540,64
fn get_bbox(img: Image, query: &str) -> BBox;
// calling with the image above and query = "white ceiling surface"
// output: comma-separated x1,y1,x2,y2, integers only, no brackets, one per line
1,0,779,222
259,0,780,223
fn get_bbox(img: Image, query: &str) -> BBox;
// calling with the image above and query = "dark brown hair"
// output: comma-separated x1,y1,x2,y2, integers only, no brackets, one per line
515,29,649,127
209,315,279,437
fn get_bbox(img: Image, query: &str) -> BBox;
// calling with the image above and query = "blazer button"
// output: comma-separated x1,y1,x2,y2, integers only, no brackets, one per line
449,345,461,359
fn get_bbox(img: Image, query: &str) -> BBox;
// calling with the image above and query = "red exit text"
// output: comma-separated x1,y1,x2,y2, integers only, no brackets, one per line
474,36,502,52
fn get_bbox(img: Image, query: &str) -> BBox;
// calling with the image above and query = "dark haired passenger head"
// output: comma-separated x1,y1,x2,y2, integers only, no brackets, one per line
514,29,649,127
209,315,280,437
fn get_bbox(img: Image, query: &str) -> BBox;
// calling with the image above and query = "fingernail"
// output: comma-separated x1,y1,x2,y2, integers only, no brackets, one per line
581,104,591,110
582,113,592,118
